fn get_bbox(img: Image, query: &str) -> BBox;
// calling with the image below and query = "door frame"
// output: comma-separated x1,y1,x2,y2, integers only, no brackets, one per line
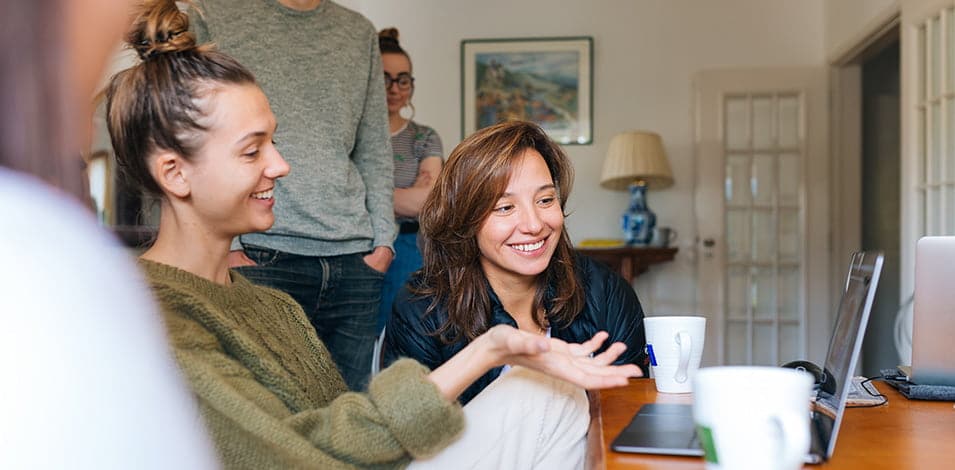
827,3,902,362
896,0,955,364
693,67,830,366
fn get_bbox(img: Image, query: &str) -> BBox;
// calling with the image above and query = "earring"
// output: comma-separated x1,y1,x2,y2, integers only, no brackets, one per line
399,101,415,121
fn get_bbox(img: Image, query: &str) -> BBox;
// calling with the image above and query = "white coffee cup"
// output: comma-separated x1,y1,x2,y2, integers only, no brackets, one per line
643,316,705,393
692,366,814,470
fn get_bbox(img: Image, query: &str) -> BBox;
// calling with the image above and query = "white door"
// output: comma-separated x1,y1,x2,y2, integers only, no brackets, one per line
695,68,830,367
898,1,955,361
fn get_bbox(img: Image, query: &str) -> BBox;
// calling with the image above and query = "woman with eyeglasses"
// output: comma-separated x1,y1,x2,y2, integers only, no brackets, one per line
377,28,444,331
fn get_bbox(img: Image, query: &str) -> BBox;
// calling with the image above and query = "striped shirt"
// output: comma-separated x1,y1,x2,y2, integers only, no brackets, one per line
392,120,442,224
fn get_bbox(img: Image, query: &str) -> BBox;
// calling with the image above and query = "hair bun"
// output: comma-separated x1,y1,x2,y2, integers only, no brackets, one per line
128,0,197,60
133,29,193,60
378,27,400,44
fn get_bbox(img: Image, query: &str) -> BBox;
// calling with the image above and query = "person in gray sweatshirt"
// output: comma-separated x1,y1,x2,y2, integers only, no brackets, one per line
190,0,395,390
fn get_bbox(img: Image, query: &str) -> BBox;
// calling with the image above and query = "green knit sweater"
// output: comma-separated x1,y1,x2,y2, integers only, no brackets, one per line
140,260,464,469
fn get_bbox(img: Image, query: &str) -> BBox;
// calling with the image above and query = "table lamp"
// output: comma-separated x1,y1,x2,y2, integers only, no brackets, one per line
600,131,674,245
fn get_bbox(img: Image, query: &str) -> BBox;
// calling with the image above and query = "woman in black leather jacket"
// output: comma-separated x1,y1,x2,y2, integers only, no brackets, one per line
384,121,648,404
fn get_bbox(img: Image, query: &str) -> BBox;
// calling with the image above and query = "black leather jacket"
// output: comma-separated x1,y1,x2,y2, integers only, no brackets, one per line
383,254,647,405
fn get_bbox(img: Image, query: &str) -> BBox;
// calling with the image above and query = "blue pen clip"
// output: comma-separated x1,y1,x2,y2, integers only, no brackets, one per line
646,344,657,366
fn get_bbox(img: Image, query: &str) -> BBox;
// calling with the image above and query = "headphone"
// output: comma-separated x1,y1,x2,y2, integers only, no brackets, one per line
781,360,835,395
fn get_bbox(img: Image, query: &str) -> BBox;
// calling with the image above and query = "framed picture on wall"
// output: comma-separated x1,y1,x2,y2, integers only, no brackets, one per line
461,36,593,145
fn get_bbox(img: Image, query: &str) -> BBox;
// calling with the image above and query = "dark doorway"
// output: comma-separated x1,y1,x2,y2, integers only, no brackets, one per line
861,39,900,377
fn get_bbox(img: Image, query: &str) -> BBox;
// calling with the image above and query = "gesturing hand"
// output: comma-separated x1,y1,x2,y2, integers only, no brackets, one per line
428,325,642,401
486,325,643,390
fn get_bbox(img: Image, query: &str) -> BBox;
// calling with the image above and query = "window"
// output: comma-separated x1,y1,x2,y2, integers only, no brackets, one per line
915,7,955,236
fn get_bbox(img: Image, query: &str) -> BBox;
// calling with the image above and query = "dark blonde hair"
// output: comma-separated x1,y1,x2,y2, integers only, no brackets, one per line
0,0,83,196
105,0,256,196
416,121,583,343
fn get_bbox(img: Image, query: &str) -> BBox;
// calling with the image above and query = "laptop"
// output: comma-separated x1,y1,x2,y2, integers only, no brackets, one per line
907,237,955,386
611,251,884,464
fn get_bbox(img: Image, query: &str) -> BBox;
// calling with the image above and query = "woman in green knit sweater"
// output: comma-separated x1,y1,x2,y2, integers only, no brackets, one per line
106,1,640,468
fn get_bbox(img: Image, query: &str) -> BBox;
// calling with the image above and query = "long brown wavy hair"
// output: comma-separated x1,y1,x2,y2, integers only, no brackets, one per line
415,121,583,343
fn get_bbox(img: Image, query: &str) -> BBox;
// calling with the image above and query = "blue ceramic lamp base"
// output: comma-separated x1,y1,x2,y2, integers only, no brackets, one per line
621,182,656,246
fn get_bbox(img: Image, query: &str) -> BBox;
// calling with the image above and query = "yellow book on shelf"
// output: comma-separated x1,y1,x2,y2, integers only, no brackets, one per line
577,238,626,248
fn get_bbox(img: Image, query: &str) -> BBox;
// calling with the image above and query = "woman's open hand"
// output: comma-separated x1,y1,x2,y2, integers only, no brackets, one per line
428,325,642,401
485,325,643,390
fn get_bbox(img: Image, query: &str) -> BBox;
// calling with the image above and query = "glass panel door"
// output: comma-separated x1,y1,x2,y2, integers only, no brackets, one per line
696,67,827,367
917,5,955,237
722,92,805,365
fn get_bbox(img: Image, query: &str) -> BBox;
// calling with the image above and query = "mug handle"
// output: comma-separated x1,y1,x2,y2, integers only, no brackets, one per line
674,330,692,383
669,229,679,244
772,411,810,468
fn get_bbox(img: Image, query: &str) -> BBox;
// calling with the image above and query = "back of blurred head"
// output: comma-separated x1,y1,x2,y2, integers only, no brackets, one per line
0,1,219,468
0,0,131,197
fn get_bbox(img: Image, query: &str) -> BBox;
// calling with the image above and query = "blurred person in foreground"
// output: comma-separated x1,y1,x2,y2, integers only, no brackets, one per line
0,0,216,468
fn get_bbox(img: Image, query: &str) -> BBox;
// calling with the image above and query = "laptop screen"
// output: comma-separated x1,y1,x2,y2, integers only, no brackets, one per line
812,251,883,459
912,236,955,386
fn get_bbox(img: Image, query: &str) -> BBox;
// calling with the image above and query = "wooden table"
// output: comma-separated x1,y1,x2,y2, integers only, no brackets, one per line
576,246,678,283
589,378,953,469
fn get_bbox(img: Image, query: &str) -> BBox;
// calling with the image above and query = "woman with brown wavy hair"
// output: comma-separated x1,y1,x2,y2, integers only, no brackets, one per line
385,120,648,404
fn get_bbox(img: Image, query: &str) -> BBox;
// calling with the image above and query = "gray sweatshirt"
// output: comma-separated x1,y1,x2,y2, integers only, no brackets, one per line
192,0,395,256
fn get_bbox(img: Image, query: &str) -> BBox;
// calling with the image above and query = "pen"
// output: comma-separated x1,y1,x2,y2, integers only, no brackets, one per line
647,344,657,366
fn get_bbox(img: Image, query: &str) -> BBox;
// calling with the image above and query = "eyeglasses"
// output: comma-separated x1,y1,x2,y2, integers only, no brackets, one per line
384,72,414,90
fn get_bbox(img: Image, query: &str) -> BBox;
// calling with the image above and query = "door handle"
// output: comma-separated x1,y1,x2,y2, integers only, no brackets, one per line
701,238,716,258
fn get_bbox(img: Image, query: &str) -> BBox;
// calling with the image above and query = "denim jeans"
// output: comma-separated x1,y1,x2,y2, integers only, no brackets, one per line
378,232,423,331
235,245,383,391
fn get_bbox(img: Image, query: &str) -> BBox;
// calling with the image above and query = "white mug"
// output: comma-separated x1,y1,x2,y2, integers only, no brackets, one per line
651,226,678,247
692,366,814,470
643,316,705,393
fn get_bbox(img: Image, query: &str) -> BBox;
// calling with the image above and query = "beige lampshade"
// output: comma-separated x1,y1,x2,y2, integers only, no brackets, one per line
600,131,674,191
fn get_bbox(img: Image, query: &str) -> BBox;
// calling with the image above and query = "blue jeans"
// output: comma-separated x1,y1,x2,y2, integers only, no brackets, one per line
378,232,423,331
235,246,383,391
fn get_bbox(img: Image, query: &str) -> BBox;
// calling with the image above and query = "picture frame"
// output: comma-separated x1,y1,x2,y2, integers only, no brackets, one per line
461,36,593,145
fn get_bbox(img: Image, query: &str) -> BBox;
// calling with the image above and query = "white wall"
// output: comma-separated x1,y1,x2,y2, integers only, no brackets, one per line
824,0,899,60
341,0,826,315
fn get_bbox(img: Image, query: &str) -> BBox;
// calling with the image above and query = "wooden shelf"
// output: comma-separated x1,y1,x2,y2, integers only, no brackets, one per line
575,246,678,283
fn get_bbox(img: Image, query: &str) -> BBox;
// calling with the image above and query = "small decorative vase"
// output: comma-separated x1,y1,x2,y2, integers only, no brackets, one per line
621,182,656,246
